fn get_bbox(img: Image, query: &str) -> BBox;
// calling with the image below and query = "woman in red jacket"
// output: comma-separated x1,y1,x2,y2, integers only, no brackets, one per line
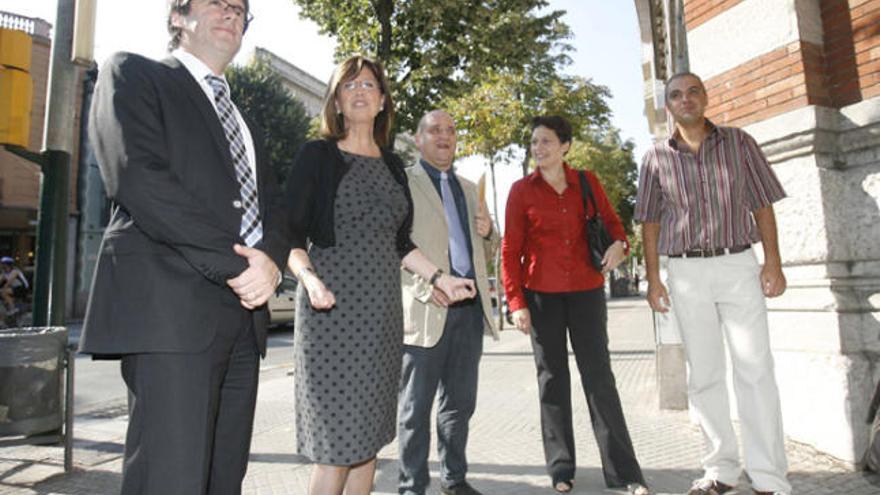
502,116,649,495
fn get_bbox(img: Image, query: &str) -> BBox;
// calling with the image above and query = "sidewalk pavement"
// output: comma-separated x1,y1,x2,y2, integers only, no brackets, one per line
2,297,878,494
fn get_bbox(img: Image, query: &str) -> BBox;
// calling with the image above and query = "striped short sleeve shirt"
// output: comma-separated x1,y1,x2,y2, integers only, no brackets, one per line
634,122,786,256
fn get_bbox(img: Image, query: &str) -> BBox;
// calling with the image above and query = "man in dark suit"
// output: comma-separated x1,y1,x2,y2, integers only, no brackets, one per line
81,1,288,493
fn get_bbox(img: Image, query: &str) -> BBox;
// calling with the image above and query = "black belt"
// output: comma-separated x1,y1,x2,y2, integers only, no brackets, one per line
669,245,750,258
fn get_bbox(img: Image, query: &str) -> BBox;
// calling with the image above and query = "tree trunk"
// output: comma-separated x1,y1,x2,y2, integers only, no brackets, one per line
373,0,393,64
520,149,531,177
372,0,396,146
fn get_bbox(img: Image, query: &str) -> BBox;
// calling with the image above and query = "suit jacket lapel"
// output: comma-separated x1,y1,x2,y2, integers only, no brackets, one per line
162,57,237,182
410,165,446,218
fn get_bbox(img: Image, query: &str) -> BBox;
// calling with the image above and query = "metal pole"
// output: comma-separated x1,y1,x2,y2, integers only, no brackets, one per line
44,0,79,153
32,0,77,326
489,158,504,331
64,344,76,472
31,151,55,327
50,148,70,325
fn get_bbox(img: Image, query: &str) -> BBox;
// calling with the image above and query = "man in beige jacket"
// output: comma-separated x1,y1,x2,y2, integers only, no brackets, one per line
399,110,500,495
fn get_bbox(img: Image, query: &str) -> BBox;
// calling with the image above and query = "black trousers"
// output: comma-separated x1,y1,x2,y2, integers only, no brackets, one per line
119,304,260,495
525,287,644,488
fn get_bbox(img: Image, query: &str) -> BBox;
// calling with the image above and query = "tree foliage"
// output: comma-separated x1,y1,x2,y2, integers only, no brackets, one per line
445,68,637,233
292,0,639,241
226,59,310,184
565,131,639,235
292,0,572,134
445,68,611,171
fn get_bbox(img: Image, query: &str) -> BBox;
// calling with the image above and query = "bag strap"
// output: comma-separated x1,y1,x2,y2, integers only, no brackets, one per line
578,170,599,220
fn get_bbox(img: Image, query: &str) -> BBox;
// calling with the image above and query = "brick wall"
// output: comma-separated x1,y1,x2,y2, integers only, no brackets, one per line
822,0,862,106
689,0,880,127
703,41,830,127
821,0,880,105
846,0,880,98
684,0,745,30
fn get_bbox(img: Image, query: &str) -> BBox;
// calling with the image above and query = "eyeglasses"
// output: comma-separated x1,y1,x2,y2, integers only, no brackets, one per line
206,0,254,28
340,80,379,92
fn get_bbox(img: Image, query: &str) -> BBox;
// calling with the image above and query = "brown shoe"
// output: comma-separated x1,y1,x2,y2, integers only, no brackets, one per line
686,479,734,495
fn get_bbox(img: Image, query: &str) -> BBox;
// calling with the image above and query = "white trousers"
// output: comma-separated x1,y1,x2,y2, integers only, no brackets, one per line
667,249,791,493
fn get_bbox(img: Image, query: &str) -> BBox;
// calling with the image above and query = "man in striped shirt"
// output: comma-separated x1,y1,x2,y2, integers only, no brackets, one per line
635,72,791,495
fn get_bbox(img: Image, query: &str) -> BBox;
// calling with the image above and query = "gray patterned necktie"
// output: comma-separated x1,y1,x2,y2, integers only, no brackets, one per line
440,171,472,276
205,75,262,247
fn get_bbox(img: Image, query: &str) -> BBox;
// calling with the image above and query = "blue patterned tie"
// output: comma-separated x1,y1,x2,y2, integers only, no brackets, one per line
440,172,471,276
205,75,263,247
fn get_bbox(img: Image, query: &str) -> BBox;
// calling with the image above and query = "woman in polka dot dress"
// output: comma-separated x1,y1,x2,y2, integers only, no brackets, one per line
284,55,477,495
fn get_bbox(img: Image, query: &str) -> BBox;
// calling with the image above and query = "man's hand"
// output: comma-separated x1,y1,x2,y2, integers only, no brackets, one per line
475,201,492,239
601,240,626,274
227,244,281,310
430,287,451,307
647,280,671,313
512,308,531,334
760,262,786,298
435,274,477,303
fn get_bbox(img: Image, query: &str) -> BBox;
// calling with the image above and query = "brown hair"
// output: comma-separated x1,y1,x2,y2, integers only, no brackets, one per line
531,115,573,144
166,0,251,52
320,55,395,148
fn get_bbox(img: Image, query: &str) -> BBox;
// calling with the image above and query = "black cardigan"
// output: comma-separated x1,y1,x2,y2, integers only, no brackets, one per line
284,139,417,258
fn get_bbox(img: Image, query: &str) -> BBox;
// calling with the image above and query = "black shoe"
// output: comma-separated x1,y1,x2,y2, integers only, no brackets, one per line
440,481,483,495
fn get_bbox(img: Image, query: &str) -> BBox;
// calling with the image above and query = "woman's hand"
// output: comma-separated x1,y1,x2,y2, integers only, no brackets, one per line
302,271,336,309
512,308,531,334
601,240,627,274
435,274,476,303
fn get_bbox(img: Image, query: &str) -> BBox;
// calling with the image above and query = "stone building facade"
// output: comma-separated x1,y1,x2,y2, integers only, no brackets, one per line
636,0,880,464
253,47,327,117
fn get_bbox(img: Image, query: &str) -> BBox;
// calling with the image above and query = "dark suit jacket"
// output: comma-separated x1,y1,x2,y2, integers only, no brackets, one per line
80,52,288,357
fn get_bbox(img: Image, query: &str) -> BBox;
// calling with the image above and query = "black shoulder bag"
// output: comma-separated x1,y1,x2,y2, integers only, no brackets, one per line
578,171,613,271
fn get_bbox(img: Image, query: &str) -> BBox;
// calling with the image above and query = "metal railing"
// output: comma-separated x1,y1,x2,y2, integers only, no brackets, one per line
0,11,52,38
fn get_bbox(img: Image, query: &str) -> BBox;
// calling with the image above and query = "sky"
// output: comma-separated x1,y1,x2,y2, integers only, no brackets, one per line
4,0,653,227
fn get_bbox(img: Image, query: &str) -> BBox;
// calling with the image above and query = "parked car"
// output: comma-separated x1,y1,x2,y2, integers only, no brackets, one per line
268,274,297,328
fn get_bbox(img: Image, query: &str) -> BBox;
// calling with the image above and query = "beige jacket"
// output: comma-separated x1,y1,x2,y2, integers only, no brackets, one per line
401,164,499,348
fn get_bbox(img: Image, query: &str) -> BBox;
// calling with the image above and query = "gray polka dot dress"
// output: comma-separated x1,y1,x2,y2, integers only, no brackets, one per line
293,150,409,465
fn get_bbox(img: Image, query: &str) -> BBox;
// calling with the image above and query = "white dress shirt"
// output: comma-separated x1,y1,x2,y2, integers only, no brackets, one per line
172,49,258,176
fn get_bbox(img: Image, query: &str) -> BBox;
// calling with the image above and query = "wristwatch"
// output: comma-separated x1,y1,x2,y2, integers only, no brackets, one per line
429,268,444,287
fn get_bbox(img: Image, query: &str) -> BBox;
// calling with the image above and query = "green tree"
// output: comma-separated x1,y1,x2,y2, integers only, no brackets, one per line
291,0,572,134
446,68,637,235
446,68,611,175
226,59,310,184
565,130,639,234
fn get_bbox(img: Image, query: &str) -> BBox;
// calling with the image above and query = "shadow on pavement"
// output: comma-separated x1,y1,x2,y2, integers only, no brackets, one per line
30,469,121,495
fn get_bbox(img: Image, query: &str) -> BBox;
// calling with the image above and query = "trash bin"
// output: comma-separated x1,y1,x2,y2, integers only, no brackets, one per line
0,326,68,437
